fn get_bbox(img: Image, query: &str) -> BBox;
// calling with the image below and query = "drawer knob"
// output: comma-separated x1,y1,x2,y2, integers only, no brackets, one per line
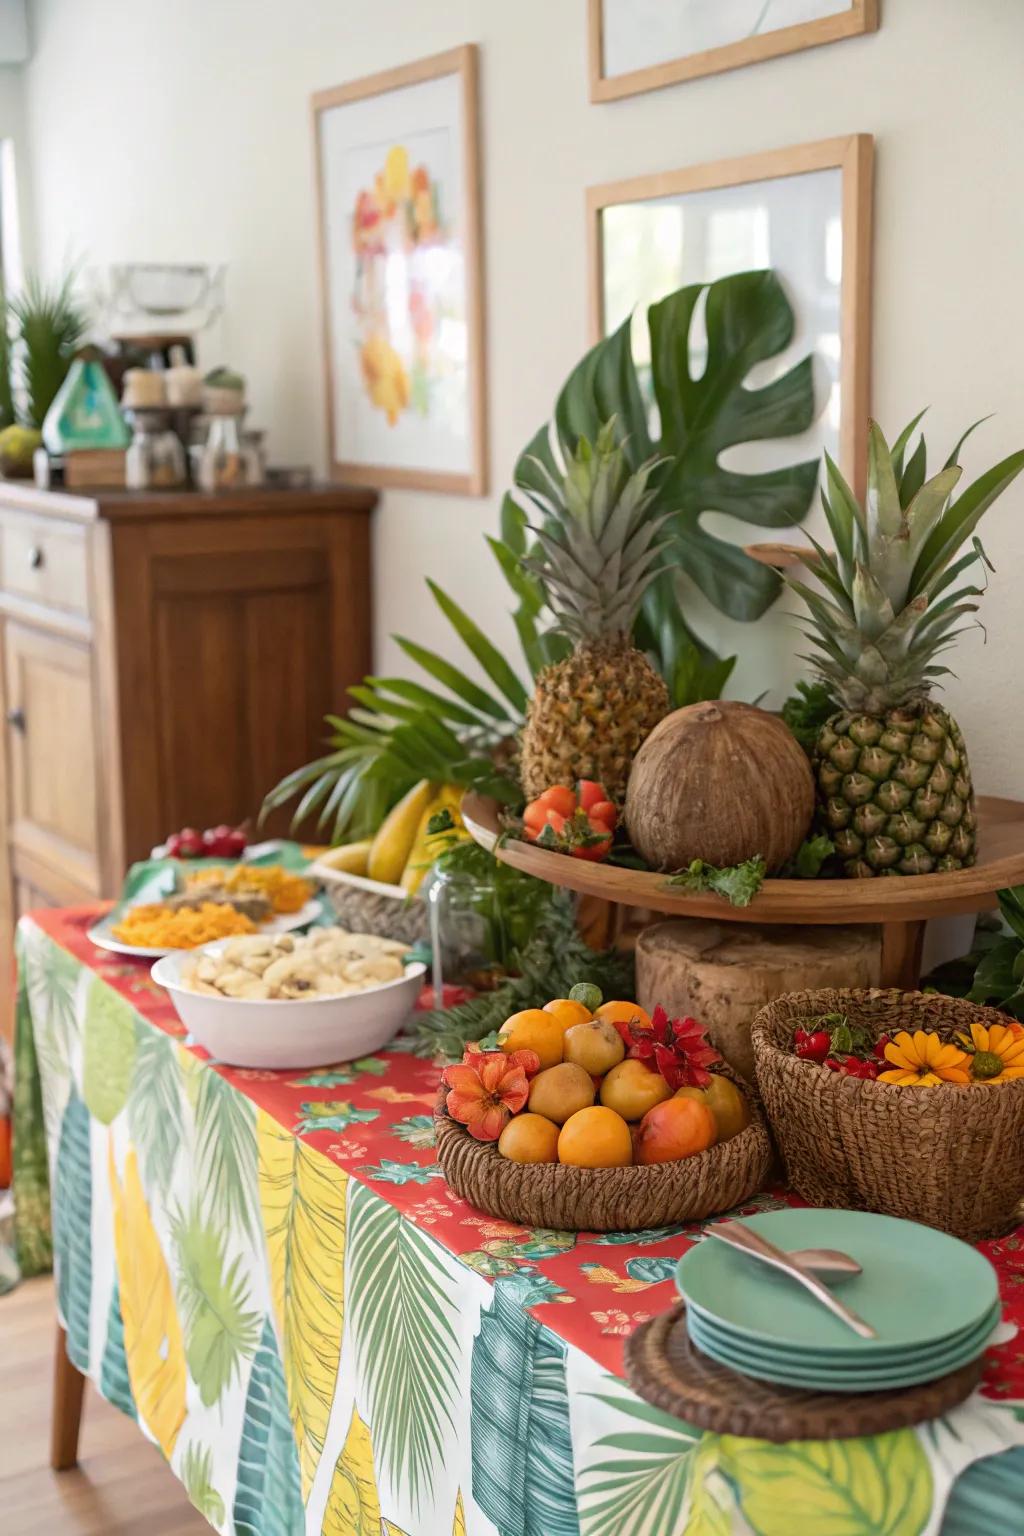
6,707,25,732
28,544,44,569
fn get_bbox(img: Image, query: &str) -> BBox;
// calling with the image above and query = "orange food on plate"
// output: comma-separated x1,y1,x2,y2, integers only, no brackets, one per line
186,863,313,914
112,901,256,949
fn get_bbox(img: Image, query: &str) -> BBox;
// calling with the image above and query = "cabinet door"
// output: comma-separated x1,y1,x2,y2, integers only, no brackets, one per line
4,622,100,892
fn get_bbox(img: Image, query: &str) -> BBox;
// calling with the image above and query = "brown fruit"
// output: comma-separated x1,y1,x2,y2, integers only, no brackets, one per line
563,1018,626,1076
558,1105,633,1168
624,700,814,873
498,1113,561,1164
635,1096,717,1165
676,1075,751,1142
528,1062,596,1125
599,1059,672,1122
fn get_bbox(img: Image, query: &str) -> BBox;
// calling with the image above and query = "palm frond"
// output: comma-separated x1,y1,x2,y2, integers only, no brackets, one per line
9,270,88,428
193,1069,259,1242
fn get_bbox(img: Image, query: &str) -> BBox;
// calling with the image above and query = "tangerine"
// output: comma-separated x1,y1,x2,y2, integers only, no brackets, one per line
528,1063,595,1124
635,1096,717,1165
498,1009,565,1070
498,1113,560,1164
543,998,593,1030
676,1075,751,1142
595,1000,653,1043
557,1105,633,1168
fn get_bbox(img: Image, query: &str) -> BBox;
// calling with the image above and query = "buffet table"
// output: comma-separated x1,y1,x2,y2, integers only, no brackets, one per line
13,907,1024,1536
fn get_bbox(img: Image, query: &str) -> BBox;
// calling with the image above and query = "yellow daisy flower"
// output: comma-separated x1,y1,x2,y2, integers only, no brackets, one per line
964,1021,1024,1083
879,1029,970,1086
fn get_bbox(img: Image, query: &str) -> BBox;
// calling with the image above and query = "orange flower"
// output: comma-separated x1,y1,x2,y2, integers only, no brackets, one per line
879,1029,970,1086
443,1053,530,1141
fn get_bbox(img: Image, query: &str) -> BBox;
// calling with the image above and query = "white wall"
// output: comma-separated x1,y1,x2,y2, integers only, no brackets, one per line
11,0,1024,793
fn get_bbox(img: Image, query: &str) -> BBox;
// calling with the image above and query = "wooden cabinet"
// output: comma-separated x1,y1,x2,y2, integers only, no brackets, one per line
0,484,375,1035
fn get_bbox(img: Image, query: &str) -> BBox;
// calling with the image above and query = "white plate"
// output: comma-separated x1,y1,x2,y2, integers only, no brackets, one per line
88,898,324,959
152,944,426,1068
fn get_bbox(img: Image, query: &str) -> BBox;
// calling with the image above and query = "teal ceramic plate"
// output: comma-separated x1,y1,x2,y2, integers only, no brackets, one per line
687,1301,1000,1390
686,1309,996,1391
676,1209,998,1355
689,1298,1002,1371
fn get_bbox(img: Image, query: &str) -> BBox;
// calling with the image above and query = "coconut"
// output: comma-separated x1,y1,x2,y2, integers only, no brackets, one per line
624,701,814,873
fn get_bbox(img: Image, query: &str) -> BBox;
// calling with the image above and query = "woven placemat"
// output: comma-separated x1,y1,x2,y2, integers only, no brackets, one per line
624,1303,984,1442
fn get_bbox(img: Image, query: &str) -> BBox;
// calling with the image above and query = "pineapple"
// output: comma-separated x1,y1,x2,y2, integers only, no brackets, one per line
518,422,671,803
790,415,1024,877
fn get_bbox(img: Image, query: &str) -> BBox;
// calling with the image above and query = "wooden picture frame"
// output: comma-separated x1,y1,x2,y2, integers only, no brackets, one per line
587,133,874,493
312,45,487,495
589,0,878,102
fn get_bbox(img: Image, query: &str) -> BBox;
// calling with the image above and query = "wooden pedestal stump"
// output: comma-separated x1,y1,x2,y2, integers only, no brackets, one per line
635,920,882,1082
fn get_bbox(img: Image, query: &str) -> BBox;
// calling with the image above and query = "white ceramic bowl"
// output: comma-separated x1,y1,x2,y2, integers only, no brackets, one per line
151,944,426,1069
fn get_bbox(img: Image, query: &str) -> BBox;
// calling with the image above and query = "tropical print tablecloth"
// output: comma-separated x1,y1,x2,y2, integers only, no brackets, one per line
12,907,1024,1536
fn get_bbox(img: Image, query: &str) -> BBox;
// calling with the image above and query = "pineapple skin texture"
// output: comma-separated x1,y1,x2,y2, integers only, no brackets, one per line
519,638,670,804
813,702,977,877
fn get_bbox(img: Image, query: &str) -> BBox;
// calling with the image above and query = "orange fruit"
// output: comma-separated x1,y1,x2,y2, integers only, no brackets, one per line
544,998,593,1030
676,1076,751,1143
599,1058,672,1121
558,1105,633,1168
635,1097,717,1165
563,1018,625,1076
498,1008,564,1070
528,1063,596,1124
498,1113,560,1164
595,1000,653,1043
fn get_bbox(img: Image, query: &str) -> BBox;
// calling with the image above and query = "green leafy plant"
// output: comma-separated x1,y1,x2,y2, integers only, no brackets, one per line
781,680,838,752
0,271,14,430
503,269,820,700
666,856,767,907
9,271,87,428
953,887,1024,1018
408,892,635,1060
781,833,836,879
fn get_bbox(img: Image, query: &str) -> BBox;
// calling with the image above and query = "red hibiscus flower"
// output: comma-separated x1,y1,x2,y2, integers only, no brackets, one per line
442,1052,532,1141
627,1006,722,1091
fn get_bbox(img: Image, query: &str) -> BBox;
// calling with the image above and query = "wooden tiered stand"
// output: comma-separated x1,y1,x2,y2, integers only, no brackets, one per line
461,793,1024,990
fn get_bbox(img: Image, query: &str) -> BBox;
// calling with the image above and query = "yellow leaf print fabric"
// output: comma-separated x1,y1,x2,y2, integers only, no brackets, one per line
257,1109,348,1498
323,1406,381,1536
108,1141,186,1458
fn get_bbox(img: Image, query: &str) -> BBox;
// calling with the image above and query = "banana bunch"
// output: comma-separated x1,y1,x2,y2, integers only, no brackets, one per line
317,780,468,894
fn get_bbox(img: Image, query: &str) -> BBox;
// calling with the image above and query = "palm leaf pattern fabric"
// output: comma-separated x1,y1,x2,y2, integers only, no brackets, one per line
13,912,1024,1536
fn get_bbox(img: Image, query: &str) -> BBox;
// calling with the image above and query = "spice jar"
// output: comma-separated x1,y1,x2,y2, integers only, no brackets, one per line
197,413,246,491
125,410,187,489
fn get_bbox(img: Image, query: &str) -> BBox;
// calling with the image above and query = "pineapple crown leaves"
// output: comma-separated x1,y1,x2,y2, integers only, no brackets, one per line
519,417,675,644
787,412,1024,710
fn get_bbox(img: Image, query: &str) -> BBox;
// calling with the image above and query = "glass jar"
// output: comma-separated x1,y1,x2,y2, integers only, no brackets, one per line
427,867,504,998
125,410,186,489
197,414,246,491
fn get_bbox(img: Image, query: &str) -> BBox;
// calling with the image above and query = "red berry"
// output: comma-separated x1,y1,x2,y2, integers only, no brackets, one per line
576,780,609,814
169,826,203,858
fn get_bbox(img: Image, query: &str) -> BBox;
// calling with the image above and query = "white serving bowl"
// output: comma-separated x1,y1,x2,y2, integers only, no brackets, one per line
151,944,426,1069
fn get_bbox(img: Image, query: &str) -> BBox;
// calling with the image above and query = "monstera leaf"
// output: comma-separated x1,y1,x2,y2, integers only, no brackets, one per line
503,269,820,680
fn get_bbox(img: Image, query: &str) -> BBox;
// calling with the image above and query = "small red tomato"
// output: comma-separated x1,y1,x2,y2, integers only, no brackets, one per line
202,824,235,856
168,826,203,858
589,799,618,829
522,800,548,833
221,827,248,857
576,780,610,814
536,785,577,818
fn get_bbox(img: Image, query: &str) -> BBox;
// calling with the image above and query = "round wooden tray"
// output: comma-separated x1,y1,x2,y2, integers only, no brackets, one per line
624,1302,984,1441
462,792,1024,925
462,792,1024,987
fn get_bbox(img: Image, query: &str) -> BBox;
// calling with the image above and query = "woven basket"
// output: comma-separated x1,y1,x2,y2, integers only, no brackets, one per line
434,1066,771,1232
752,988,1024,1243
319,872,430,945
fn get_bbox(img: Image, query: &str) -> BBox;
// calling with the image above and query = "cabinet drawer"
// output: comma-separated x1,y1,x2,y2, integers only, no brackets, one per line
0,514,90,616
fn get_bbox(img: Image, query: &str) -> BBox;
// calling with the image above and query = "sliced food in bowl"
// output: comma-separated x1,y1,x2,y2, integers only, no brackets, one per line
184,927,411,1001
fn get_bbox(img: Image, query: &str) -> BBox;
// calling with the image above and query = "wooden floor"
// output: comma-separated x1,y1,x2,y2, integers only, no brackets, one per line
1,1277,210,1536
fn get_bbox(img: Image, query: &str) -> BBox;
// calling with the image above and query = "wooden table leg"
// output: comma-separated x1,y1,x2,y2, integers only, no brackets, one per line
879,920,927,990
51,1324,85,1471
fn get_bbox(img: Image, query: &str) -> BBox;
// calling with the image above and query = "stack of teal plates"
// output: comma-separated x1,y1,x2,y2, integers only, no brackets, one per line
676,1208,1000,1393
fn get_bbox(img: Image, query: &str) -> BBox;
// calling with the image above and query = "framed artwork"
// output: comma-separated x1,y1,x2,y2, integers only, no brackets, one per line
587,134,874,494
312,46,486,494
589,0,879,101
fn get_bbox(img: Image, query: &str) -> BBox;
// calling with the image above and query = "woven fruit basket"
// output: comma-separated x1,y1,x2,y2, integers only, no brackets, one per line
434,1064,772,1233
753,988,1024,1244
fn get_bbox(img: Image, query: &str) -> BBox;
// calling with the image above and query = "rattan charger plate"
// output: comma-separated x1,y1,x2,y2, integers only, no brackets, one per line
434,1064,772,1233
624,1303,984,1441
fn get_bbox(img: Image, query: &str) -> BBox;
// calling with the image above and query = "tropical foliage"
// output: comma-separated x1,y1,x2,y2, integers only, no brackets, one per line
264,269,817,841
7,269,87,428
927,885,1024,1019
578,1382,698,1536
171,1201,262,1406
347,1178,460,1511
